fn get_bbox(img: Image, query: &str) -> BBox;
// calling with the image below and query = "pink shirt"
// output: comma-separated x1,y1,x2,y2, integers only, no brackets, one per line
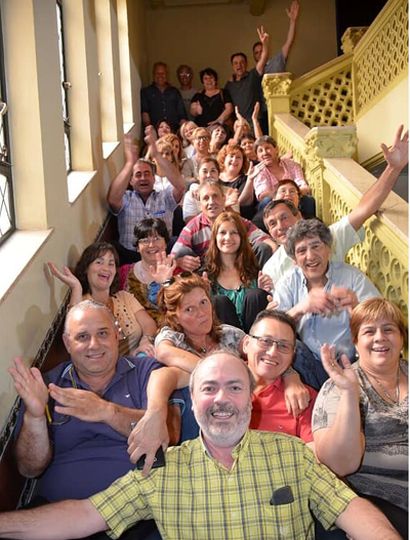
254,158,308,200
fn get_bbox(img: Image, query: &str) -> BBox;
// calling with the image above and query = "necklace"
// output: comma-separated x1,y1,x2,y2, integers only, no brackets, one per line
362,365,401,404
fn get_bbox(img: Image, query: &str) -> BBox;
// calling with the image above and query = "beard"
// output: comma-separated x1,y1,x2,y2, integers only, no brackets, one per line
195,400,252,448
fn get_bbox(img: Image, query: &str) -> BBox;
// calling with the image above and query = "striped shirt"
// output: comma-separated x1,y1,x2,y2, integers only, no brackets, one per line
90,430,356,539
171,212,270,261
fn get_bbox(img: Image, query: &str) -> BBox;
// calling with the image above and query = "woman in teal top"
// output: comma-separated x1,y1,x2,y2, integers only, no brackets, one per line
205,211,272,333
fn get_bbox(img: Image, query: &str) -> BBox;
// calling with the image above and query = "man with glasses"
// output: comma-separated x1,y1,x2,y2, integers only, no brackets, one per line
9,300,178,519
107,128,185,264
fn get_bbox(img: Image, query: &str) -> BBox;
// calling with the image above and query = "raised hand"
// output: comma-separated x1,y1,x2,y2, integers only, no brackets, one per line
149,252,176,284
124,133,139,165
330,285,359,314
144,125,158,148
286,0,300,22
252,101,260,122
48,262,81,292
9,357,49,419
256,25,269,45
320,344,359,395
380,124,409,171
191,101,203,116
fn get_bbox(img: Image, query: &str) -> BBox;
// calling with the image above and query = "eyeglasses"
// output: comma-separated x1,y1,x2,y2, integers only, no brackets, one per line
138,236,163,245
45,365,78,426
196,136,210,142
249,335,294,354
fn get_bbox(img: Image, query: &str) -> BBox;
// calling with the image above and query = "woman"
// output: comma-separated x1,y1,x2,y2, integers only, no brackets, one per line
217,142,256,217
155,273,245,373
190,67,233,127
209,122,228,155
182,156,220,223
156,119,172,137
312,297,408,537
205,212,271,333
162,132,195,185
48,242,157,356
119,219,175,323
252,135,310,208
179,120,197,158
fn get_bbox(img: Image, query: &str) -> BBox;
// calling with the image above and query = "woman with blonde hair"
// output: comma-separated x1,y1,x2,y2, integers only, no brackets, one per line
313,297,408,537
206,211,271,332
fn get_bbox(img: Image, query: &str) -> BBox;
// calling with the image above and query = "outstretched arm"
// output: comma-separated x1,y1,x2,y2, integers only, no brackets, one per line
107,135,139,212
9,357,52,478
0,499,106,539
313,345,365,475
47,262,83,306
348,125,409,231
255,26,270,75
282,0,300,59
145,126,185,203
336,497,401,539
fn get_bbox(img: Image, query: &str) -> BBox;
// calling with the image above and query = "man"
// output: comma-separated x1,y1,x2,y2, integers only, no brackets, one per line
253,0,300,132
176,64,197,120
224,26,269,125
0,352,401,539
273,219,379,387
262,125,409,284
141,62,186,131
9,300,178,504
171,180,275,271
107,127,185,264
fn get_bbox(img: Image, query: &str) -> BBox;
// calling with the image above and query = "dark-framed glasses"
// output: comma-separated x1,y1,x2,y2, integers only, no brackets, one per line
249,335,294,354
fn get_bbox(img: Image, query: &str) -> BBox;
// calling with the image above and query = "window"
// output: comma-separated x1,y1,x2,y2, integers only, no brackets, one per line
0,8,14,245
56,0,71,172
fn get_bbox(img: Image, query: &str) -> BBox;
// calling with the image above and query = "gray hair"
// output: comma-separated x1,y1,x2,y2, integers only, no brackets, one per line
285,218,333,260
64,299,116,335
189,349,256,395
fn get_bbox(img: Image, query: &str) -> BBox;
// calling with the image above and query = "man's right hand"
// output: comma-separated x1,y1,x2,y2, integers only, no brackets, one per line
9,357,48,419
128,409,169,476
124,133,139,165
302,288,338,316
175,255,201,272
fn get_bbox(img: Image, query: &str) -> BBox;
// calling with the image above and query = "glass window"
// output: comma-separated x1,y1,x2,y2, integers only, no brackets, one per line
56,0,71,172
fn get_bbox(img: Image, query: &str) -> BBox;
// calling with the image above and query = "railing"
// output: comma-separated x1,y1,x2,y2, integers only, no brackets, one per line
262,0,408,315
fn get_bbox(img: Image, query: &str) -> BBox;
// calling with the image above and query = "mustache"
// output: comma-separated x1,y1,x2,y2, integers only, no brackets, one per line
208,404,237,415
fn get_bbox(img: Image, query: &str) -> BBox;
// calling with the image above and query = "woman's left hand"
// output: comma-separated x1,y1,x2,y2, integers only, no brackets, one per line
258,271,273,292
321,344,359,395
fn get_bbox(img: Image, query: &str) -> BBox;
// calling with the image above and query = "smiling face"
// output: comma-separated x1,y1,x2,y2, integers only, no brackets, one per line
231,54,247,79
264,203,299,245
138,233,167,265
131,161,155,197
211,126,227,146
63,306,119,383
356,318,404,372
253,43,263,63
193,131,210,155
244,317,295,387
86,251,116,294
216,219,241,255
240,137,256,160
275,182,300,208
191,353,252,448
198,160,220,182
199,184,225,221
223,150,243,176
203,74,217,91
153,64,168,88
183,122,197,143
256,142,278,166
293,235,331,285
176,287,213,338
157,121,171,138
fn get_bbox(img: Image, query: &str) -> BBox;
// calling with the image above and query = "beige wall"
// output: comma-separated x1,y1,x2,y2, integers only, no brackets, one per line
144,0,337,87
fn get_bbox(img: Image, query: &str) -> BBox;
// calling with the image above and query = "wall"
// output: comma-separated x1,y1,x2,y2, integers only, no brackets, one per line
144,0,337,88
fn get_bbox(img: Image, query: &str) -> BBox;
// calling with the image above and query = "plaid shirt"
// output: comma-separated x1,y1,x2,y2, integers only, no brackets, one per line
254,158,308,200
171,213,270,261
114,188,177,250
90,430,356,539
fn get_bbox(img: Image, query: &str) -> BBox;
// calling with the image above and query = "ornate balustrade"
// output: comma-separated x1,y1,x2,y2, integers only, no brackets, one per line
271,113,408,315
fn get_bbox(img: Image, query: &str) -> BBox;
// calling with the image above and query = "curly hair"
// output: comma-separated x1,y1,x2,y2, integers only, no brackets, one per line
205,212,258,287
162,133,184,165
74,242,120,296
157,273,222,344
216,142,249,175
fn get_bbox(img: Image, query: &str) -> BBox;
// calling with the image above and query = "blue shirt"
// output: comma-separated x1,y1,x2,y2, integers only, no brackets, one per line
273,261,380,360
15,355,162,501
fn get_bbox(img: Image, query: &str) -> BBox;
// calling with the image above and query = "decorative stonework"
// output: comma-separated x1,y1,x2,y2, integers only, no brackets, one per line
304,126,357,160
262,73,293,98
341,27,368,54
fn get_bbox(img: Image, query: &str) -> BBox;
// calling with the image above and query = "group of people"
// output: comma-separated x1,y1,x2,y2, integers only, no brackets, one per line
1,2,408,537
